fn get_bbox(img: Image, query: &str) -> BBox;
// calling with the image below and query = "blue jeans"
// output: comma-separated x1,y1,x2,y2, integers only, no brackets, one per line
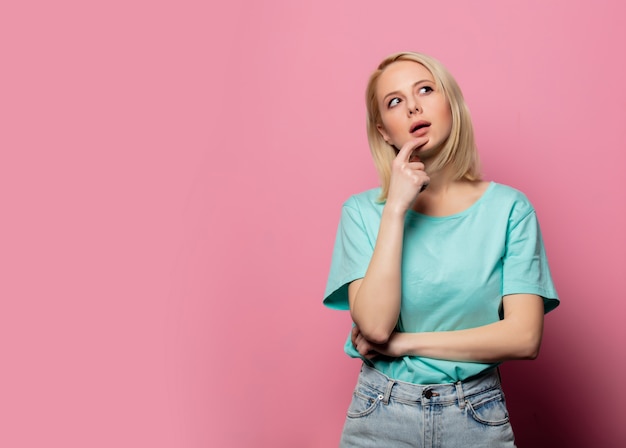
340,364,516,448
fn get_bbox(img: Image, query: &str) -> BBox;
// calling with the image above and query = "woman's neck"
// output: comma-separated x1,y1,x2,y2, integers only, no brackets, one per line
421,163,456,194
411,165,487,216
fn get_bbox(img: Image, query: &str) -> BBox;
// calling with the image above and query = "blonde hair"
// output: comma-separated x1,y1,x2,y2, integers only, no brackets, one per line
366,52,481,200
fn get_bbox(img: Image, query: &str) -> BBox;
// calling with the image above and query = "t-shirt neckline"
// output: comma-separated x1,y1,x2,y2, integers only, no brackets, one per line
406,181,496,221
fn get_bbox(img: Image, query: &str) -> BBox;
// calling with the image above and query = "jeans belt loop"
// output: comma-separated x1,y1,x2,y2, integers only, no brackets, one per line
383,379,394,405
455,381,466,410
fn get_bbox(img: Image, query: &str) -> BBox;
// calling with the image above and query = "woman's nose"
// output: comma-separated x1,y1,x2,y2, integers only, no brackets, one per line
407,98,421,115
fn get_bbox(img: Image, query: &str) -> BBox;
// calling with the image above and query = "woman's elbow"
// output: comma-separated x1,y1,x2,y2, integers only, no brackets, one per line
358,325,393,345
350,311,395,345
519,346,540,360
516,333,542,360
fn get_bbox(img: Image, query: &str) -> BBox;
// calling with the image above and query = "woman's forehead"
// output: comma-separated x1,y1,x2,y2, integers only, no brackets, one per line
377,61,434,94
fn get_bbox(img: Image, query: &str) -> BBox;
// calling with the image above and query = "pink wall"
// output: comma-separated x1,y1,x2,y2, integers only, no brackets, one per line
2,1,624,446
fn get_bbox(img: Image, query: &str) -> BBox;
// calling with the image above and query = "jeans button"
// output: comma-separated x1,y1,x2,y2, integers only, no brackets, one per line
423,389,433,399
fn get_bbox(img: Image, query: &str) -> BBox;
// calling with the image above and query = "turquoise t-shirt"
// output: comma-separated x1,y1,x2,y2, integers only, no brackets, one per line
324,182,559,384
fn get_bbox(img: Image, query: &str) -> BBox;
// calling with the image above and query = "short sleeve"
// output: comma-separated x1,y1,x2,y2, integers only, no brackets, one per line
323,200,375,310
502,204,559,314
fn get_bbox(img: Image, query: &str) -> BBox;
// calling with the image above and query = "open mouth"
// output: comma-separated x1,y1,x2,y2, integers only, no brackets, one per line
410,121,431,133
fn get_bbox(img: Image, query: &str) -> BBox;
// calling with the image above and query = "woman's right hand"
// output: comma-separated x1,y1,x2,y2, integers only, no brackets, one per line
386,138,430,213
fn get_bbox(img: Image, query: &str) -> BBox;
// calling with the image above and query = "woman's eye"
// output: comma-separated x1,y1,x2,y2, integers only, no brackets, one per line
388,97,401,108
418,86,433,94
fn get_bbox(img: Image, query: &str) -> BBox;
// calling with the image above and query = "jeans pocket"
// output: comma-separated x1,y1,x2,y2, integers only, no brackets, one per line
346,384,383,419
465,388,510,426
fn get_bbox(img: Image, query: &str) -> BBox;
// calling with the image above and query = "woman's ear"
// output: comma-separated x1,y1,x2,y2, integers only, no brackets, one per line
376,123,391,144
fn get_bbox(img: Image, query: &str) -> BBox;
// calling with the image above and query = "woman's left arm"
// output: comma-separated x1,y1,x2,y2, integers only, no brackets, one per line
352,294,545,363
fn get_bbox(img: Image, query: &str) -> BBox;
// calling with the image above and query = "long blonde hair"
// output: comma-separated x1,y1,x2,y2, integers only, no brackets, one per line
366,52,481,200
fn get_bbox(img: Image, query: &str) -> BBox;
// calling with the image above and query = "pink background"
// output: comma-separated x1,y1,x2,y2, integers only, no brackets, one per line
2,1,625,447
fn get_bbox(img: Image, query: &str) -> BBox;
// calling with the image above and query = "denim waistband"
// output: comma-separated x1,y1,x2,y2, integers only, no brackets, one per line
357,364,502,409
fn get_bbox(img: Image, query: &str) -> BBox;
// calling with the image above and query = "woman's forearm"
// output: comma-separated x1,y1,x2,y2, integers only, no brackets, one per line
349,205,407,344
354,294,545,362
398,316,542,362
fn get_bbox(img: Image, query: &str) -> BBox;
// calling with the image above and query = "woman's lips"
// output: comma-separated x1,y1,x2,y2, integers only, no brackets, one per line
410,121,431,136
411,125,430,137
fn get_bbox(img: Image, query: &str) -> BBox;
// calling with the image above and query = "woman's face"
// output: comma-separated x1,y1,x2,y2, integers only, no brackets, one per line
376,60,452,160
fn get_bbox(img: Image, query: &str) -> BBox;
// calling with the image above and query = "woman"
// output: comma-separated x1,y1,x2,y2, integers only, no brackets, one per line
324,52,559,447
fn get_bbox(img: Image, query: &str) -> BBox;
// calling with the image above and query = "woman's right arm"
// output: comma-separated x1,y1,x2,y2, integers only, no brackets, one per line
348,138,429,344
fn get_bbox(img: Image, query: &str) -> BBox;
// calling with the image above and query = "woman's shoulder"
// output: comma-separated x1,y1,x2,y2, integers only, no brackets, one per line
487,181,532,203
337,187,386,226
485,181,536,218
343,187,384,209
